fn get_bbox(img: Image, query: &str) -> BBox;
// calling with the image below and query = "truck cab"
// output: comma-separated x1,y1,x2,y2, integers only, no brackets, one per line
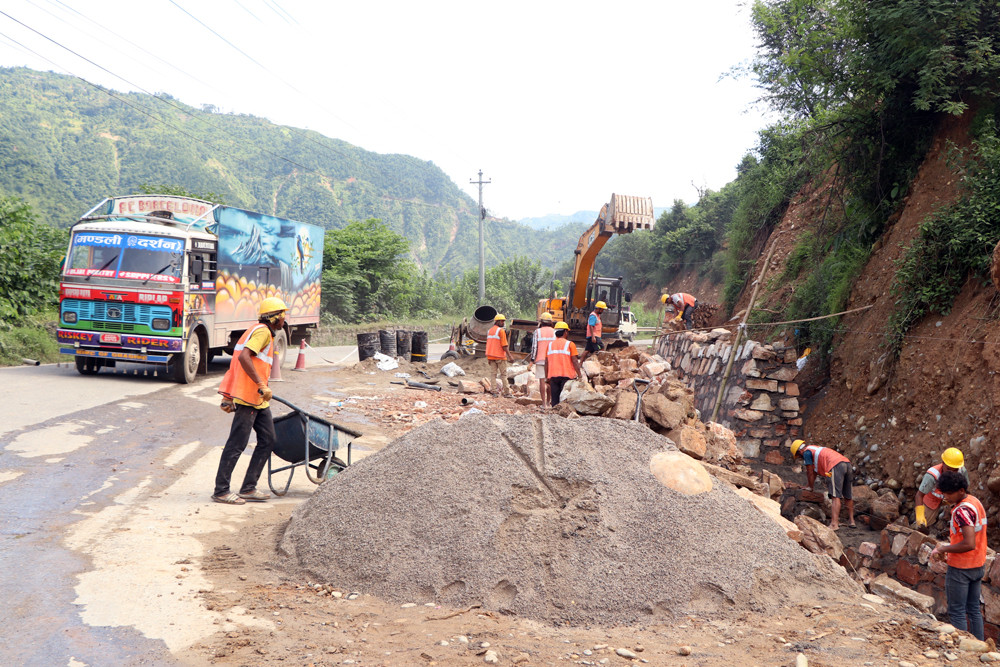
618,310,637,341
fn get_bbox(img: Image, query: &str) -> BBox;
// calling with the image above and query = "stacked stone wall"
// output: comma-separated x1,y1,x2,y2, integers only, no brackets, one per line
656,330,802,464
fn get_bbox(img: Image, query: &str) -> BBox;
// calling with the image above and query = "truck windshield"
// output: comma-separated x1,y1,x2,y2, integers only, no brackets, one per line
66,232,184,284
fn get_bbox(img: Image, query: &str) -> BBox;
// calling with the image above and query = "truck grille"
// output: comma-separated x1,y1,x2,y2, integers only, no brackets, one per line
63,299,172,329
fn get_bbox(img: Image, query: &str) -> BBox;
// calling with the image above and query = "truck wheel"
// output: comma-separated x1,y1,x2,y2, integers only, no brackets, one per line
440,350,459,361
273,329,288,369
75,357,100,375
172,331,201,384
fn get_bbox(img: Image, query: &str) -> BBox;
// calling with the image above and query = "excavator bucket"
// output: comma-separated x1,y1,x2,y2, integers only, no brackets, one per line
604,194,654,232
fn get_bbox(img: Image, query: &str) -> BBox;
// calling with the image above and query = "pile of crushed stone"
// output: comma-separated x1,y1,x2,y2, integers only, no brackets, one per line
277,414,858,626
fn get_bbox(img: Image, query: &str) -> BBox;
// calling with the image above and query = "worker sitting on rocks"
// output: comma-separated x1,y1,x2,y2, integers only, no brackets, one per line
916,448,969,530
662,292,698,330
546,321,584,407
531,312,556,406
930,469,988,640
486,314,514,398
790,439,855,530
579,301,606,364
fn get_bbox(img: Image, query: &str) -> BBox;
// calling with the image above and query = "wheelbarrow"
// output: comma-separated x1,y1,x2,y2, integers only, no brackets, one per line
267,395,363,496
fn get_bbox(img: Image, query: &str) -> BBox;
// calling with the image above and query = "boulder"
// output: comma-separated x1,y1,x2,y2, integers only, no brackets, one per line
581,359,603,378
668,426,707,460
869,573,934,613
734,486,802,542
642,394,687,430
458,380,482,394
649,451,713,496
513,371,534,386
562,387,615,415
704,422,741,463
871,494,901,522
761,469,784,499
851,485,879,514
552,402,578,418
641,361,670,378
506,364,530,379
794,514,844,561
608,391,638,421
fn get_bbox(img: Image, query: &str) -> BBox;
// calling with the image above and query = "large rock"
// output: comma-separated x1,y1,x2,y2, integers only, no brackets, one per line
563,387,615,415
871,494,901,522
870,573,934,613
704,422,741,463
794,515,844,561
458,380,482,394
735,487,802,542
608,391,638,421
581,359,603,378
851,485,879,514
642,394,687,430
649,451,713,496
668,426,707,460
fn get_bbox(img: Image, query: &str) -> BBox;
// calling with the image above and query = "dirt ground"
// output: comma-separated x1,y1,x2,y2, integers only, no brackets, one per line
168,355,985,667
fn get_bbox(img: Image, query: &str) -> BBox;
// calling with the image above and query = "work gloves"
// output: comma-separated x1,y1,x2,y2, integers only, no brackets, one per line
220,398,235,414
257,384,273,402
674,314,683,322
915,505,927,528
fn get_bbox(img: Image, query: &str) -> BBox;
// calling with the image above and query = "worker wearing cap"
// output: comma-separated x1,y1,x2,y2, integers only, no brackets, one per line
661,292,698,330
486,314,514,398
214,296,288,505
547,322,584,406
930,469,988,640
531,312,557,406
790,439,856,530
916,448,969,529
580,300,606,364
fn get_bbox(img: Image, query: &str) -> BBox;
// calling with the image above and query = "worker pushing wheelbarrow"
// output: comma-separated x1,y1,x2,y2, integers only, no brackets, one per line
267,395,363,496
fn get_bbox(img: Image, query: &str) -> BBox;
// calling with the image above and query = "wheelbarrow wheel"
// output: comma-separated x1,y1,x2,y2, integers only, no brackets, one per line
317,456,349,481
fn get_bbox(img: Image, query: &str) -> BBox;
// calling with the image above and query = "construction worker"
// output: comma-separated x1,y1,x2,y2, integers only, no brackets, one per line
930,470,988,640
546,321,584,406
486,313,514,398
661,292,698,330
915,448,969,529
531,312,557,406
579,300,606,363
213,296,288,505
790,439,856,530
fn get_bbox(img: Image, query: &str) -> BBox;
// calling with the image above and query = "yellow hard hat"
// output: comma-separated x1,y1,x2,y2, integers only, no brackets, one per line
258,296,288,316
540,312,553,321
660,294,669,304
554,321,570,330
494,314,506,322
942,447,964,468
594,301,607,309
790,439,805,457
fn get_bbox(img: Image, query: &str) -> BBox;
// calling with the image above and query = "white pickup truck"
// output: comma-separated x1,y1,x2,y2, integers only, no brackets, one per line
617,310,637,341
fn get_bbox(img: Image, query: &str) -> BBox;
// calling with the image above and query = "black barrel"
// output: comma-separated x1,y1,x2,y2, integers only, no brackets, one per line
411,330,428,362
395,329,412,359
378,329,396,357
357,332,379,361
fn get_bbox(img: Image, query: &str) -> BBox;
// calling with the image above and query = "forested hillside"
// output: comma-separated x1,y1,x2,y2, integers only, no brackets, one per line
0,67,584,275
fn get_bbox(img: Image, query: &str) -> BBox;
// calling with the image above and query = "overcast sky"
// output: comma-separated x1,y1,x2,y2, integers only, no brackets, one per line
0,0,767,220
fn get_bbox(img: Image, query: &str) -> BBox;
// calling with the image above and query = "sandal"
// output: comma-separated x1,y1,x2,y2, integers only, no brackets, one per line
238,489,270,502
212,492,245,505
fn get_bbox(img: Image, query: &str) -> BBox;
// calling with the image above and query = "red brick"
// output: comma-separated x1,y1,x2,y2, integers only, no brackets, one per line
764,450,784,465
896,559,921,586
784,382,800,396
880,531,892,554
774,424,788,435
788,419,803,426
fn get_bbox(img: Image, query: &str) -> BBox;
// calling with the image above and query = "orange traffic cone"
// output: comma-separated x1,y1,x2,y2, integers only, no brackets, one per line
270,348,285,382
292,339,307,371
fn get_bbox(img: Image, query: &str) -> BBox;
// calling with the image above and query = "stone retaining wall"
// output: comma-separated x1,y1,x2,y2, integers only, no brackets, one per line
655,330,802,464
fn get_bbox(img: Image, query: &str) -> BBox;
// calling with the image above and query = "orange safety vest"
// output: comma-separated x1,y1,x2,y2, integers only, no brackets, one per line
672,293,697,309
948,494,987,569
218,324,274,406
923,463,947,510
801,444,849,477
534,326,556,363
547,338,577,378
586,311,603,339
486,325,508,360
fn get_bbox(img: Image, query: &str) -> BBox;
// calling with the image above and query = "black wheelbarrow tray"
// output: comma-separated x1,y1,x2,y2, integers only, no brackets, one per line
267,395,363,496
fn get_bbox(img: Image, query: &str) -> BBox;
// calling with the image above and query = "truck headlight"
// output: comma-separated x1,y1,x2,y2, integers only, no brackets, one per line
63,312,77,323
151,318,170,330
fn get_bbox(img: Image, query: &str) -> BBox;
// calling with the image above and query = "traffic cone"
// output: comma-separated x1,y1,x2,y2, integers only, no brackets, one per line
292,339,307,371
270,347,285,382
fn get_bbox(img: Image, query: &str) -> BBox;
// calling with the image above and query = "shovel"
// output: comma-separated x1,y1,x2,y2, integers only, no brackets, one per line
632,378,651,422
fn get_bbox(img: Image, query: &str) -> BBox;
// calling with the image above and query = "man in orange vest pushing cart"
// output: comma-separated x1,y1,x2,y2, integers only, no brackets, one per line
213,296,288,505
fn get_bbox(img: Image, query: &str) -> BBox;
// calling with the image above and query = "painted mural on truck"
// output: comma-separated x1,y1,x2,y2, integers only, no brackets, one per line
214,208,322,322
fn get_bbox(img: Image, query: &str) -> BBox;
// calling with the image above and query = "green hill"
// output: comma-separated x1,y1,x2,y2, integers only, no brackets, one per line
0,67,584,275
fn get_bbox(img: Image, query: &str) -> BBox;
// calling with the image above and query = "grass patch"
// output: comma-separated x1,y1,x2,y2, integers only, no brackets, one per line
0,311,61,366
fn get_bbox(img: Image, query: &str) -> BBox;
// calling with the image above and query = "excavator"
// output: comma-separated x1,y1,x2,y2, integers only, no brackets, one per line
509,193,654,349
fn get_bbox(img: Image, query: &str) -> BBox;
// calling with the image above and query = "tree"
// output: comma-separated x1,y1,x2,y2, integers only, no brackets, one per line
0,196,66,320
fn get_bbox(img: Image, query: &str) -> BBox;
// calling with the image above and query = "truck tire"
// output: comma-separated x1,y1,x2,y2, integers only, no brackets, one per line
172,331,201,384
440,350,459,361
75,357,100,375
273,329,288,369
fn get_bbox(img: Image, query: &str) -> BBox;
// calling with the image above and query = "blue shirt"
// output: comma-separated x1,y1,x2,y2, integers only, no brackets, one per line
802,450,815,466
588,313,598,327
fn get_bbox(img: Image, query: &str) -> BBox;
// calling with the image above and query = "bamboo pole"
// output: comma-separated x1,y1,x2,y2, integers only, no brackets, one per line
709,233,783,423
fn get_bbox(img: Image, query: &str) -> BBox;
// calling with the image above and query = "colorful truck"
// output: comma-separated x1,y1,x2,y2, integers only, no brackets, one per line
57,194,324,382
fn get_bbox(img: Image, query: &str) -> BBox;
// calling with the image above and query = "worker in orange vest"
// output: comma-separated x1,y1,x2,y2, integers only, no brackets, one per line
546,321,584,406
661,292,698,330
531,312,557,406
579,300,606,364
213,296,288,505
485,313,514,398
915,448,968,528
930,470,988,640
790,439,855,530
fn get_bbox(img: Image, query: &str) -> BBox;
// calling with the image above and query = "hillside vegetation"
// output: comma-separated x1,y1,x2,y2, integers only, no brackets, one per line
0,66,584,276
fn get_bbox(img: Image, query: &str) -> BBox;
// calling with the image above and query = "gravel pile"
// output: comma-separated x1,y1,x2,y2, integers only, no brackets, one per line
277,414,858,625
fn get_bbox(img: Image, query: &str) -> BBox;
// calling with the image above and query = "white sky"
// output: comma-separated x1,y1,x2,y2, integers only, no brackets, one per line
0,0,767,220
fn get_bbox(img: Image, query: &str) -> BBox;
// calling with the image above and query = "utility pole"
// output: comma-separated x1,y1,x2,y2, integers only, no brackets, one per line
470,169,491,303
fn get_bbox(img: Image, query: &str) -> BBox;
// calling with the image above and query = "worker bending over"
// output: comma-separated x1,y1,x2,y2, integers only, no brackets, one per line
790,439,855,530
546,321,583,406
486,313,514,398
930,470,988,640
213,297,288,505
579,300,606,364
915,447,968,529
531,312,556,406
662,292,698,330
